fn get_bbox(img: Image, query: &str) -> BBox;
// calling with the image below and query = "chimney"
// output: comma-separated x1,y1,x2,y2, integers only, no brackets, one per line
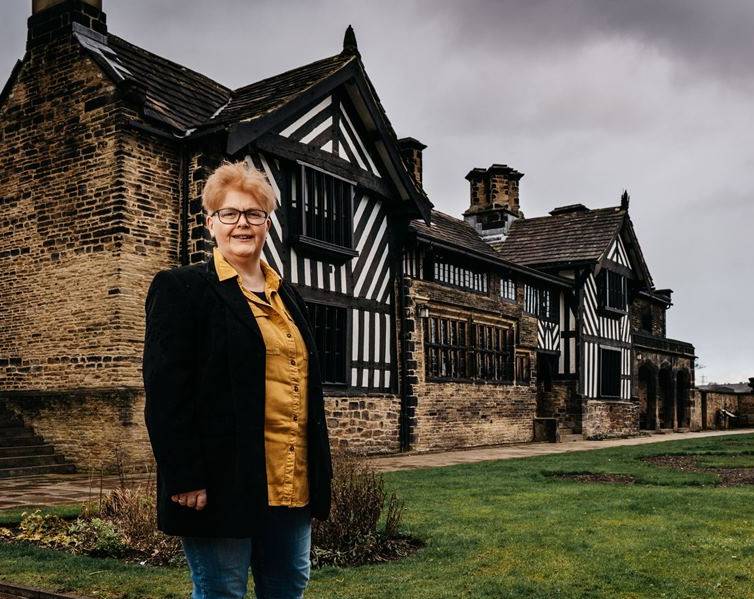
28,0,106,50
397,137,426,188
463,163,525,244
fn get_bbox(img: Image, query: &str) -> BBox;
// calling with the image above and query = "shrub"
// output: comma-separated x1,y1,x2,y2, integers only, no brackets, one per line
311,449,418,568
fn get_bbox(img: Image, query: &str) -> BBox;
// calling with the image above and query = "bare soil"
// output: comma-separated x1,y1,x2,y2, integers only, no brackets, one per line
643,455,754,487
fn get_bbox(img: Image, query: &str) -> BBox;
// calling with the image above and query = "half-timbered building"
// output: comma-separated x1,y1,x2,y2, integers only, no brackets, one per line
0,0,698,477
497,193,696,438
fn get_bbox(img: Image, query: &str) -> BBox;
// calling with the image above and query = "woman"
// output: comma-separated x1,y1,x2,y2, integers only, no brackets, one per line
143,160,332,599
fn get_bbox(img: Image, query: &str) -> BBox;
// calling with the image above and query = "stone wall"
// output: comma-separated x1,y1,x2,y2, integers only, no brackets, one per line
582,400,639,439
630,296,666,338
1,389,151,474
407,277,538,451
324,394,401,454
0,32,129,391
690,390,754,431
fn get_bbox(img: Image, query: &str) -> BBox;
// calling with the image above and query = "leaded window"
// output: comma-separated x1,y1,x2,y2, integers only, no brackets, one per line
500,276,516,301
600,347,621,398
293,164,353,248
524,284,539,314
305,302,347,384
425,316,514,382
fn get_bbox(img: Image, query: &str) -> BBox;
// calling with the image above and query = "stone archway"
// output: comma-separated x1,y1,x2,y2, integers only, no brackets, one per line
638,362,657,430
658,366,674,429
676,369,690,429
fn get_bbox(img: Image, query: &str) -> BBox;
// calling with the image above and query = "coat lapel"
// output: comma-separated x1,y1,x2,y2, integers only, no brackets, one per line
199,256,264,345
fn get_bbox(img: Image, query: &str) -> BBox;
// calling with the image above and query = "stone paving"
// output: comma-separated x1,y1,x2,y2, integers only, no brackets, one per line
0,429,752,510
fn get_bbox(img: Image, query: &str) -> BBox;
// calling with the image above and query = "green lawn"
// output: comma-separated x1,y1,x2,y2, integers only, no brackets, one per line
2,434,754,598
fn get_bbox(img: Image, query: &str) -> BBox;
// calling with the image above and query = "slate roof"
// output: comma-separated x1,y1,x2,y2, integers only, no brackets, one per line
204,53,356,126
410,211,570,287
72,23,231,134
107,34,231,132
496,206,626,267
411,211,502,261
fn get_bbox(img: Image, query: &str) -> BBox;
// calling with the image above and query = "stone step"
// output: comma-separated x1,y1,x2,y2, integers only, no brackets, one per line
559,433,584,442
0,462,77,478
0,431,41,446
0,414,23,427
0,453,69,469
0,444,56,458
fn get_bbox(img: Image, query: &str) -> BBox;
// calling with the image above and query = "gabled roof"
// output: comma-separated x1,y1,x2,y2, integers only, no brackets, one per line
202,53,356,127
71,22,431,223
73,23,231,133
496,206,626,267
410,211,571,288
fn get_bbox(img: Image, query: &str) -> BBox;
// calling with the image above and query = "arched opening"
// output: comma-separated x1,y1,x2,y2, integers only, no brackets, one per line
658,366,674,429
676,369,690,429
638,363,657,430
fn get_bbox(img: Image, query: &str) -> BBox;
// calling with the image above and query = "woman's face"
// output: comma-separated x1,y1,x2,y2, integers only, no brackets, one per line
207,188,271,264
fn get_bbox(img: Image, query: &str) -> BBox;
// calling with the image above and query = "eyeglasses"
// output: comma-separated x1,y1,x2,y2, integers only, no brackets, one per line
212,208,269,225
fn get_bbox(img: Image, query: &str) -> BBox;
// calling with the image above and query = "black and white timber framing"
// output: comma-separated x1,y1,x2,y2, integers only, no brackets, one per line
236,79,417,392
578,233,634,401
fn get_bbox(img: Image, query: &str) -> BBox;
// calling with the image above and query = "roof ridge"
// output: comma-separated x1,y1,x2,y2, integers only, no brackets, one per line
231,52,355,95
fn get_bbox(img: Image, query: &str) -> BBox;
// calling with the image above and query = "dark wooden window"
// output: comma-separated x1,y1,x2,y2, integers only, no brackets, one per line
500,276,516,301
600,347,621,398
432,257,488,293
301,165,352,247
426,316,513,382
305,302,347,385
524,284,538,314
598,270,627,311
516,353,531,384
538,288,557,321
641,308,653,332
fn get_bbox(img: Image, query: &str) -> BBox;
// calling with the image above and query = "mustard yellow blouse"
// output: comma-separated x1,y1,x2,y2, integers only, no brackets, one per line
213,247,309,507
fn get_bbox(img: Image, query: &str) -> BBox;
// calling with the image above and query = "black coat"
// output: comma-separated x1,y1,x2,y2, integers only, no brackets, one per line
142,255,332,538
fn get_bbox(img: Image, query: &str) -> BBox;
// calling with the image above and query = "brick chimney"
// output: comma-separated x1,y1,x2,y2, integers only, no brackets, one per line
28,0,106,50
463,164,524,245
397,137,426,188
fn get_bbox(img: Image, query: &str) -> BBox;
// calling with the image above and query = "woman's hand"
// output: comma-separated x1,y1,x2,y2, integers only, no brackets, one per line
171,488,207,510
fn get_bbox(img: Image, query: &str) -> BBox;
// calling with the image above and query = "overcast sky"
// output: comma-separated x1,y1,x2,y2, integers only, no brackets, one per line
2,0,752,384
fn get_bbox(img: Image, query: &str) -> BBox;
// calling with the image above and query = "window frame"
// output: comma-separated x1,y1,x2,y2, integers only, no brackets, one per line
290,162,359,263
500,275,516,302
599,347,622,399
304,300,349,386
425,315,514,383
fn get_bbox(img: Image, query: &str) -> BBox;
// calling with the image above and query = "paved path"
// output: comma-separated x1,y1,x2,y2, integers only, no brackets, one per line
369,428,754,472
0,429,752,510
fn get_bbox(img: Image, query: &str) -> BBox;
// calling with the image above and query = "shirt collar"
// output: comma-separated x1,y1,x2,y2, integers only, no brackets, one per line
212,246,281,291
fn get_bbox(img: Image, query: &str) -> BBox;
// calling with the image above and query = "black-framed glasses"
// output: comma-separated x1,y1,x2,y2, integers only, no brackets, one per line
212,208,269,225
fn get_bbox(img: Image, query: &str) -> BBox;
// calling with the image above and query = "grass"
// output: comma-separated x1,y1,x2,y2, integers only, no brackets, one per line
1,433,754,598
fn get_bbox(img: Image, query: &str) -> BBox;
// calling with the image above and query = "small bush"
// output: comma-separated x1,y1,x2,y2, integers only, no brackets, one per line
311,449,419,567
1,450,419,568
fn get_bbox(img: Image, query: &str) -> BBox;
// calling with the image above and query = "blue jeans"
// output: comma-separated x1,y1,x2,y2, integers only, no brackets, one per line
181,505,312,599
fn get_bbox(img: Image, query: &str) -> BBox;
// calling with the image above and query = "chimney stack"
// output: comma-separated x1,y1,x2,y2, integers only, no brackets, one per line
397,137,426,188
463,163,524,245
28,0,106,50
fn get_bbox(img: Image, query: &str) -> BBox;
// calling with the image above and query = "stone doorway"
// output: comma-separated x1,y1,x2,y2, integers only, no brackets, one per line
676,369,690,428
658,366,674,429
638,363,657,430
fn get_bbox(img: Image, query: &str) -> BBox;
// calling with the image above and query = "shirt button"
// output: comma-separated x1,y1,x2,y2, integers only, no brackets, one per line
294,385,299,392
290,359,296,366
289,446,295,452
287,333,292,338
293,415,298,421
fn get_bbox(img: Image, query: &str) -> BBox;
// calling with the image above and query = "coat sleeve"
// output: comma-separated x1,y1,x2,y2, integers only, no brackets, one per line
142,269,207,496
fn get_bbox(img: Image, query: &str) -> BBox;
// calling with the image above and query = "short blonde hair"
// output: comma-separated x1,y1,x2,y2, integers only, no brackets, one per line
202,160,277,214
